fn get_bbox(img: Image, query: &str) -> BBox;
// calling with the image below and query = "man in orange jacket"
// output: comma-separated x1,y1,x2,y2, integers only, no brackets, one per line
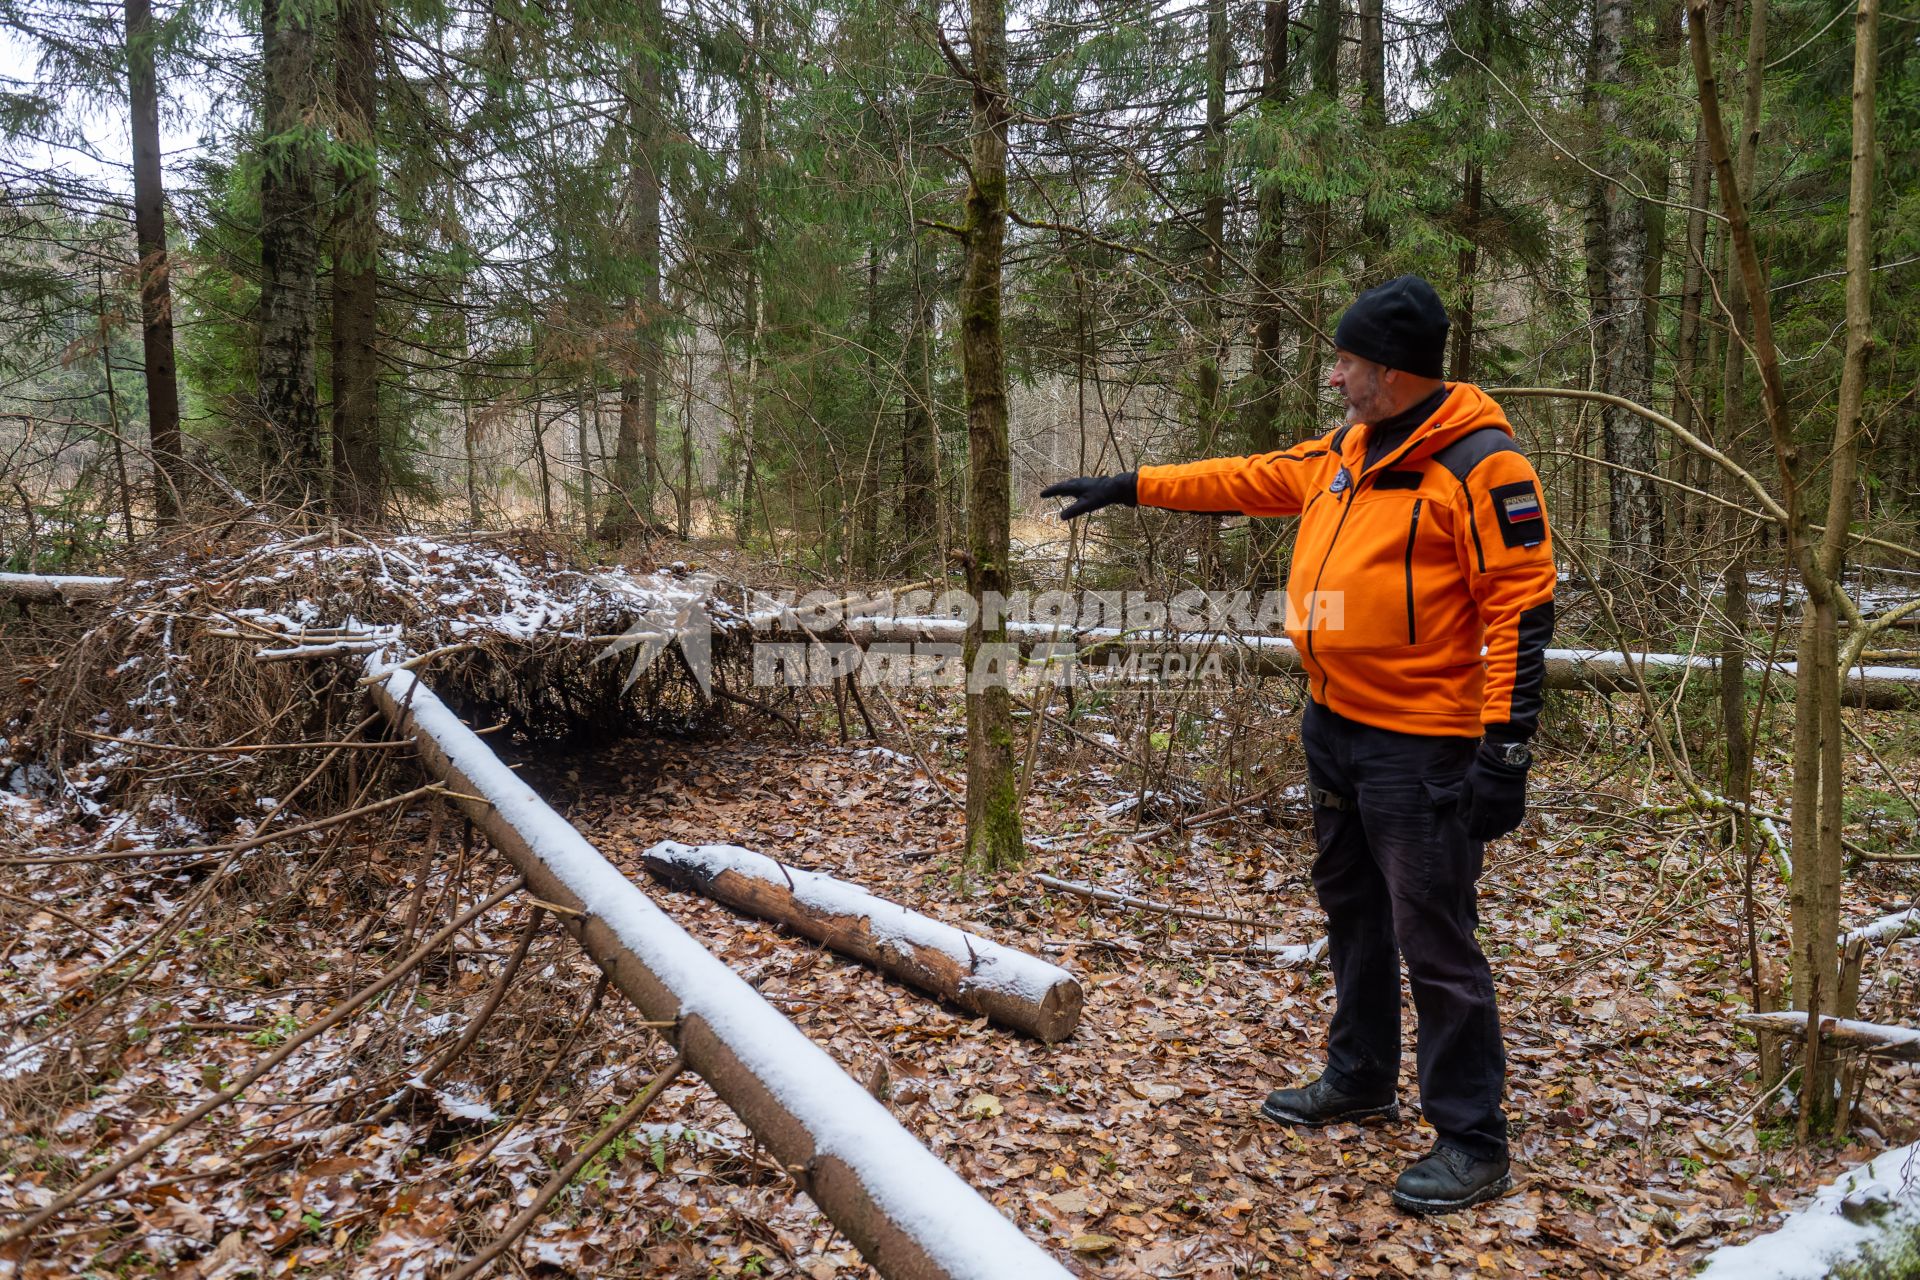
1043,276,1554,1214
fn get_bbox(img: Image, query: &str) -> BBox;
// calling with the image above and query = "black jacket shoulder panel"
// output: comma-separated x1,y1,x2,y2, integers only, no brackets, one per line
1432,427,1519,483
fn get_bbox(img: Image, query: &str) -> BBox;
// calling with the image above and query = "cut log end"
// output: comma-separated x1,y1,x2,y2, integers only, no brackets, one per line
1031,979,1084,1045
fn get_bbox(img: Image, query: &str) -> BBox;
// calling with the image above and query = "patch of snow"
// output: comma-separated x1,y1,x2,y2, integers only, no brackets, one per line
426,1085,498,1123
1696,1141,1920,1280
852,746,914,769
0,1040,47,1079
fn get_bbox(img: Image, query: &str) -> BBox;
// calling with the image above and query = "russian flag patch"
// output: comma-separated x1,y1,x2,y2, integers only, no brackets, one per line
1502,491,1541,522
1491,480,1547,548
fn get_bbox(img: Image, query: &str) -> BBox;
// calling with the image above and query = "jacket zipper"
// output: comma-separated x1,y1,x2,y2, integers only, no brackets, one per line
1303,483,1357,704
1404,498,1424,645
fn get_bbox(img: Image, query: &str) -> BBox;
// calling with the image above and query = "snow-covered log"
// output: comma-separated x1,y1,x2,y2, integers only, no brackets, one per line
0,571,121,604
642,841,1083,1043
1736,1013,1920,1060
822,616,1920,709
1843,907,1920,949
364,657,1070,1280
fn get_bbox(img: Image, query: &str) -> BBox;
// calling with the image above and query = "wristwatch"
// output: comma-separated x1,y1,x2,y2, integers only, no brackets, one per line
1491,740,1532,769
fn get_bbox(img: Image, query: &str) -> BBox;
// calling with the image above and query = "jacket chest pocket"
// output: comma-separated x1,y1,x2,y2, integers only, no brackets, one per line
1301,492,1431,652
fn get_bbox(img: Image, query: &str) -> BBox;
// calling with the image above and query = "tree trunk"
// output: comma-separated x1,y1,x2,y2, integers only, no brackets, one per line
613,17,663,538
1593,0,1663,582
734,0,766,547
365,665,1075,1279
1451,161,1482,382
126,0,183,526
1293,0,1339,425
1197,0,1227,443
330,0,380,522
1690,0,1865,1132
858,244,881,574
1717,0,1766,809
901,274,937,571
1244,0,1289,455
531,390,554,529
679,343,694,537
1796,0,1879,1131
1238,0,1290,588
257,0,323,508
1192,0,1229,582
640,842,1082,1042
1357,0,1388,262
1672,118,1712,545
960,0,1023,873
576,383,595,533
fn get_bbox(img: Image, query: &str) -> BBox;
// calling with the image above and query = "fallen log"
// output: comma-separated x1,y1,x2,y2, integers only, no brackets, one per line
0,571,121,604
10,565,1915,706
1841,906,1920,948
643,841,1082,1043
364,657,1070,1280
1736,1012,1920,1060
816,616,1920,709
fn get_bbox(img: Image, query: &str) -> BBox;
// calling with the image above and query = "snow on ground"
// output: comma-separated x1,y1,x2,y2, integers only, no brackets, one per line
1696,1141,1920,1279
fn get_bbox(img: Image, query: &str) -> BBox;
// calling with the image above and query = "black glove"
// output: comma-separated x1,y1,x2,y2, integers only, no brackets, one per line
1458,737,1531,841
1041,472,1138,520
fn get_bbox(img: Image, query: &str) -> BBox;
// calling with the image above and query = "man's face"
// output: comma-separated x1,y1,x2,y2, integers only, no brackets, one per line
1329,350,1394,425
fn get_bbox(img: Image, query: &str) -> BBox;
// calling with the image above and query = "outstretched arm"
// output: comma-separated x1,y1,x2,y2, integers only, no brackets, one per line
1134,431,1341,518
1042,430,1342,522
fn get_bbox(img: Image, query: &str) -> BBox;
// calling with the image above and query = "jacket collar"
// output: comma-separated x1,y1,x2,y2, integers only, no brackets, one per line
1340,383,1513,478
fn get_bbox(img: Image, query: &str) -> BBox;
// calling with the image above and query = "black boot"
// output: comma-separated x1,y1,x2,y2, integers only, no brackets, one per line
1259,1075,1399,1126
1391,1144,1512,1214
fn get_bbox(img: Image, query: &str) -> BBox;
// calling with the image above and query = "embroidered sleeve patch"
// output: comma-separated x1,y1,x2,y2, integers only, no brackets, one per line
1490,480,1546,548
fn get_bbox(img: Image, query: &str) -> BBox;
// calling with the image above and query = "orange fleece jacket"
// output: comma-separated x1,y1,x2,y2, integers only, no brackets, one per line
1137,383,1556,738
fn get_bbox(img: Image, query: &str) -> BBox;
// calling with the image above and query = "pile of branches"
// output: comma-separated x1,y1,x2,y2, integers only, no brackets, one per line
0,526,751,834
0,528,764,1274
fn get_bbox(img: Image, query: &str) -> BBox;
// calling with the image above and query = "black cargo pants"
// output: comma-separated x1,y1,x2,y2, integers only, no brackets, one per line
1301,700,1507,1159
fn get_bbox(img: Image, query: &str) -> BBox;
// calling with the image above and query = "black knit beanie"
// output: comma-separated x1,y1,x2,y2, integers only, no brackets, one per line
1333,275,1450,379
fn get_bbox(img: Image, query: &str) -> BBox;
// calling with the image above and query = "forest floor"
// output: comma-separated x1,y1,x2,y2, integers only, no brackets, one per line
540,703,1920,1279
2,535,1917,1277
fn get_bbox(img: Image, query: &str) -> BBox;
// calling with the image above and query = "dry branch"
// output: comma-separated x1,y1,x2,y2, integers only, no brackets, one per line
364,657,1071,1280
1032,873,1272,930
0,784,444,865
643,841,1083,1043
444,1054,687,1280
0,876,526,1245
